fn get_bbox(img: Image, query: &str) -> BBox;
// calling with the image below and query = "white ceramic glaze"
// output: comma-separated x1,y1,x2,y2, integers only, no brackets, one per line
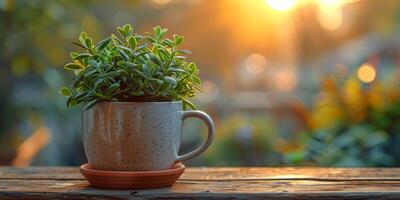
82,101,215,171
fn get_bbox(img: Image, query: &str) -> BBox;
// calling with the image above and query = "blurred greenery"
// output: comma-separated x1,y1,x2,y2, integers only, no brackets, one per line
0,0,103,165
204,114,282,166
287,73,400,166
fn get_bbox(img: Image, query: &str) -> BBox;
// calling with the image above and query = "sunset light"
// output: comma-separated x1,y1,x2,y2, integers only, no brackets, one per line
266,0,297,11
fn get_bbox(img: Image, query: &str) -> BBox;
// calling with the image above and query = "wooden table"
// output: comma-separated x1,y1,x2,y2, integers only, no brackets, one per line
1,167,400,199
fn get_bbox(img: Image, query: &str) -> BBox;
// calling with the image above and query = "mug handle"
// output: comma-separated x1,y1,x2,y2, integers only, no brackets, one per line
176,110,215,162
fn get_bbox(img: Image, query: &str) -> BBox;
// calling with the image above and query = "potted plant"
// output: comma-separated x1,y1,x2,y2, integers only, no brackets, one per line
59,24,215,182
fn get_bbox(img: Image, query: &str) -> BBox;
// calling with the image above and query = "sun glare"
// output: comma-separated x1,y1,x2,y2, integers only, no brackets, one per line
317,0,344,30
266,0,297,11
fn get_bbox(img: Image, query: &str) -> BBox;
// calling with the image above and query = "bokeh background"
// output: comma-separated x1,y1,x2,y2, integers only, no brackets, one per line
2,0,400,167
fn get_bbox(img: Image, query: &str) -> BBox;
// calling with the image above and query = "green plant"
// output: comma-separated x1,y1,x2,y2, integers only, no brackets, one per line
59,24,202,110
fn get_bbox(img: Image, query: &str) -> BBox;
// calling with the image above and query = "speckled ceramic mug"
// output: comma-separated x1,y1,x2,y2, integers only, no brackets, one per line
82,101,215,171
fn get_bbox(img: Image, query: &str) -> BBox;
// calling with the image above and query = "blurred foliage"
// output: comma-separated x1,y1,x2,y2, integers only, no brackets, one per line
0,0,103,165
203,114,283,166
288,70,400,166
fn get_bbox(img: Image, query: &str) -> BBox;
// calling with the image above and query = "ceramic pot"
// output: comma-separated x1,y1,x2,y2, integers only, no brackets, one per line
82,101,215,171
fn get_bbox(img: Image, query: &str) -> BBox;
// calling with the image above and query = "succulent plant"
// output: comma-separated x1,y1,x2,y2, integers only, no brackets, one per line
59,24,202,110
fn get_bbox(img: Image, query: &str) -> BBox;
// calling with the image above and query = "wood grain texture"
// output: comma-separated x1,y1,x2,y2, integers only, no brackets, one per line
1,167,400,199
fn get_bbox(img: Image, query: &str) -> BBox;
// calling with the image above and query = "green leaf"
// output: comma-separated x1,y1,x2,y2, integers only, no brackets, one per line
128,36,137,49
158,49,169,62
133,68,148,78
106,83,120,96
175,56,186,59
149,54,162,67
117,69,129,76
111,34,123,45
145,36,157,43
159,28,167,39
152,78,164,85
151,45,159,54
79,31,88,47
74,69,83,76
192,83,203,92
94,79,104,90
73,53,92,60
85,38,93,49
169,67,186,73
88,60,98,67
188,62,197,72
162,39,174,48
178,49,192,54
117,49,130,60
182,99,196,110
142,62,151,75
72,41,88,50
174,34,184,45
70,52,79,59
117,45,133,54
153,26,162,36
84,99,98,110
117,27,125,37
64,63,83,70
66,96,75,107
136,44,148,51
163,76,177,86
106,71,119,77
96,37,112,51
136,51,150,59
59,87,72,96
75,92,89,100
123,24,133,36
192,76,201,85
125,62,137,68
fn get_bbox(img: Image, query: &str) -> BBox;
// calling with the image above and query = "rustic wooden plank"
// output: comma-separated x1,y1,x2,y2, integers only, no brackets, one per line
0,167,80,180
0,179,400,199
181,167,400,181
2,167,400,181
1,167,400,199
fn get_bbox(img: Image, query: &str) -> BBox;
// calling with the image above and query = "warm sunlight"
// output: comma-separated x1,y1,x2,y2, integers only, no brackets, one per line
265,0,297,11
317,0,343,30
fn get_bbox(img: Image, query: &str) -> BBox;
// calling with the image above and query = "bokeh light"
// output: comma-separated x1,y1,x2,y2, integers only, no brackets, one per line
245,54,268,75
357,63,376,83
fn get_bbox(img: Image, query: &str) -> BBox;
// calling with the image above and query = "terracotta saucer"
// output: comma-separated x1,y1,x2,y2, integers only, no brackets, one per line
80,163,185,189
